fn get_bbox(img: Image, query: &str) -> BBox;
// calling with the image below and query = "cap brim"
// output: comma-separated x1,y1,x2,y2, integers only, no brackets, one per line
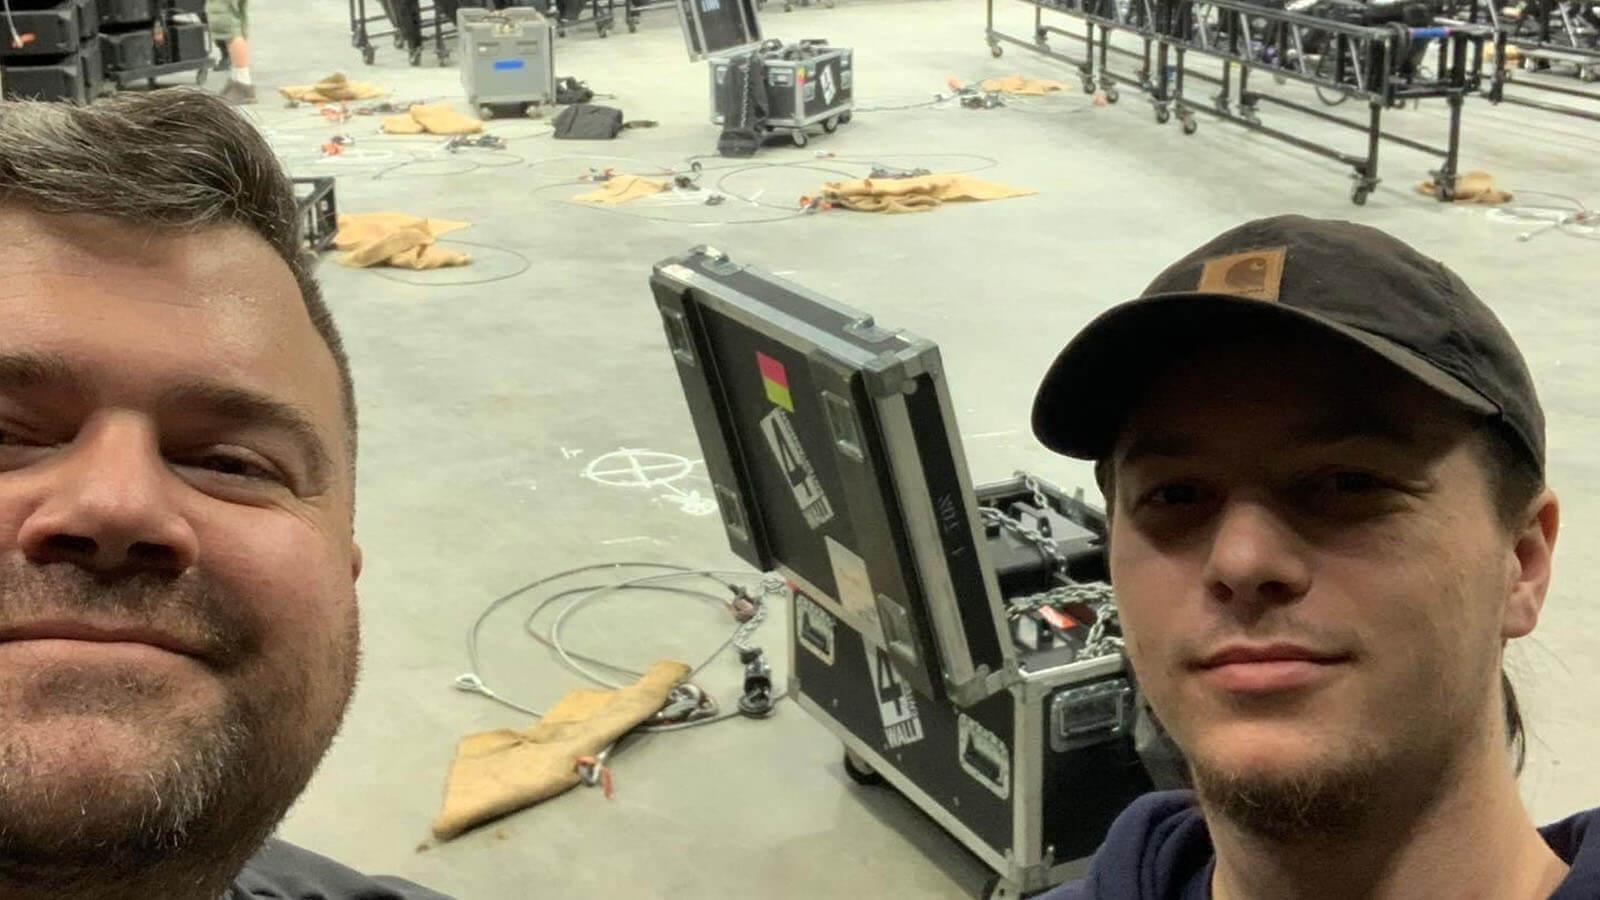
1031,292,1501,459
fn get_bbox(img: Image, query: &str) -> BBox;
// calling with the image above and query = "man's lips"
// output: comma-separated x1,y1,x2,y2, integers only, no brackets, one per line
1192,643,1353,694
0,621,210,661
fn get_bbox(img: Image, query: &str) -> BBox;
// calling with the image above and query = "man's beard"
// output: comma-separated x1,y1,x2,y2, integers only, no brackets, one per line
1189,748,1382,842
0,562,358,898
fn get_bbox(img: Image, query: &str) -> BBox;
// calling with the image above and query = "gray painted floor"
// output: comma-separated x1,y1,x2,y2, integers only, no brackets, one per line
223,1,1600,897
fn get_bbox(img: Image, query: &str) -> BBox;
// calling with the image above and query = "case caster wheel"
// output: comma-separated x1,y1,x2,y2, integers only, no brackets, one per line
524,102,543,118
1240,108,1260,126
597,24,609,37
409,46,423,66
1154,105,1171,124
791,129,809,147
990,42,1004,57
439,50,452,66
362,45,376,65
842,749,885,787
1104,86,1120,104
838,111,851,124
1352,186,1371,206
1434,181,1455,202
627,18,638,32
1181,116,1198,135
1081,77,1096,94
479,105,496,120
822,115,839,133
979,875,1026,900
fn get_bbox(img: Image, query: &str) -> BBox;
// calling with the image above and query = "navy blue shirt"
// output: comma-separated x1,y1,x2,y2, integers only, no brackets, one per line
1040,790,1600,900
226,839,454,900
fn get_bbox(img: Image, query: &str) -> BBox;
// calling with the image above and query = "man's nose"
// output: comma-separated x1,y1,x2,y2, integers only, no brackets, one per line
16,415,199,576
1202,500,1310,610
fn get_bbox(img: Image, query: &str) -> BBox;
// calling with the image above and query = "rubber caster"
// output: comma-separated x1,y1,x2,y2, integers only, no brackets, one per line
1434,182,1455,202
1181,116,1198,135
990,43,1004,58
791,129,809,148
1240,109,1260,125
479,105,495,120
1352,186,1371,206
409,47,423,66
627,19,638,32
979,875,1026,900
822,116,839,133
838,111,851,124
438,52,452,66
524,102,543,118
597,24,609,37
843,749,885,787
1154,105,1170,123
1104,86,1120,103
557,26,567,37
1081,78,1096,94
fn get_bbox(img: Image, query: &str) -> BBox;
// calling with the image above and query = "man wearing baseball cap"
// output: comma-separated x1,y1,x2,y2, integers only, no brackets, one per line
1031,216,1599,900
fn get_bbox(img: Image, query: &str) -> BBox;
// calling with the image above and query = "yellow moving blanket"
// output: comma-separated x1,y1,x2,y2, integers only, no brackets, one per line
432,661,690,840
381,103,484,135
333,213,472,270
279,73,385,104
979,75,1069,95
823,174,1035,214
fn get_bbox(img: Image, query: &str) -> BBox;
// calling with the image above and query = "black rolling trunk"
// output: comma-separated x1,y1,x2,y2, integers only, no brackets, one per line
97,0,153,25
158,19,208,63
676,0,854,147
2,52,88,102
0,3,89,56
165,0,205,12
100,27,155,71
652,249,1173,899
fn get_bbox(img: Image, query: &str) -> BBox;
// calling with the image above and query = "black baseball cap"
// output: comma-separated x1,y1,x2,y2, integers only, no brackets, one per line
1031,215,1545,474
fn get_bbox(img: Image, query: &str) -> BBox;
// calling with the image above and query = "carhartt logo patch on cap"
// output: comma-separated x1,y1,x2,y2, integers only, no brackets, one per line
1197,247,1287,301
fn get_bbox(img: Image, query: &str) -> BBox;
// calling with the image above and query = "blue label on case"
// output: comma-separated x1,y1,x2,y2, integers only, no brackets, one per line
492,59,526,71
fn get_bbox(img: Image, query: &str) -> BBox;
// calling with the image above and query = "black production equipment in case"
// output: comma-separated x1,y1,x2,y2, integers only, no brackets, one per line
985,0,1500,204
652,247,1182,900
292,177,340,254
677,0,854,152
350,0,456,66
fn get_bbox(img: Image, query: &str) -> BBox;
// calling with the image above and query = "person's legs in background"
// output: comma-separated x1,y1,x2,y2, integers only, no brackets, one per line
206,0,254,104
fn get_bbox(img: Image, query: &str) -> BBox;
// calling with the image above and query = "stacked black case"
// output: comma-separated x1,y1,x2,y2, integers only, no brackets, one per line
1,0,105,103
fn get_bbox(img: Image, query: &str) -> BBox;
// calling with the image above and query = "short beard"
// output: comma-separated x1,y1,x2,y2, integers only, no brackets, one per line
1189,749,1383,842
0,562,358,899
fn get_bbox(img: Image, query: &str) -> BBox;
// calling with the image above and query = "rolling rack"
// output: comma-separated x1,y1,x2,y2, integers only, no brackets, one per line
986,0,1500,204
1439,0,1600,121
349,0,454,65
543,0,619,36
102,0,215,91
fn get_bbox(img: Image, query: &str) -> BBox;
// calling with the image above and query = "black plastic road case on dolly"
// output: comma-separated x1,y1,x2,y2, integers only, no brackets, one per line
0,0,105,103
652,248,1174,900
676,0,854,148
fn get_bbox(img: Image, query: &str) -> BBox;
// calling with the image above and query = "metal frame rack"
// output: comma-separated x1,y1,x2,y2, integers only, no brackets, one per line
350,0,454,65
1440,0,1600,121
542,0,619,36
987,0,1500,204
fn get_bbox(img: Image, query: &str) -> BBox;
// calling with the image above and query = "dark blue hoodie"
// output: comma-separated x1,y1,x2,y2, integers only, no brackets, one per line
1039,790,1600,900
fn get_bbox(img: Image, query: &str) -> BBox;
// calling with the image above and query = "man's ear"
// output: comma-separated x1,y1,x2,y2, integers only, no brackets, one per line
351,541,364,582
1503,489,1559,640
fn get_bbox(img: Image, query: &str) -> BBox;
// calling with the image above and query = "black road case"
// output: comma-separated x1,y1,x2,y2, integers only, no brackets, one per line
651,248,1172,899
675,0,853,147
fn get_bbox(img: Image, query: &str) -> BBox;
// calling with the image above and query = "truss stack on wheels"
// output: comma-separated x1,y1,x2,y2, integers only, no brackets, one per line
350,0,455,66
987,0,1500,204
1439,0,1600,121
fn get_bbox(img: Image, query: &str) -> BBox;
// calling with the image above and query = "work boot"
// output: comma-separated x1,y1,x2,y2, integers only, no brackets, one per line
220,80,256,105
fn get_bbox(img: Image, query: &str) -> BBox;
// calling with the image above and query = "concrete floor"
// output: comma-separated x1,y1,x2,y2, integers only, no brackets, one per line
221,1,1600,896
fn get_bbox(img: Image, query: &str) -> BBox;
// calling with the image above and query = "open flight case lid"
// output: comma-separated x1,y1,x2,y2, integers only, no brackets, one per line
675,0,764,61
651,247,1018,705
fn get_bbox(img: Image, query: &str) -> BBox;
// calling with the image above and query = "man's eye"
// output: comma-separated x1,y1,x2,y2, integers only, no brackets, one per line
1330,471,1382,493
183,453,282,483
1140,483,1203,507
